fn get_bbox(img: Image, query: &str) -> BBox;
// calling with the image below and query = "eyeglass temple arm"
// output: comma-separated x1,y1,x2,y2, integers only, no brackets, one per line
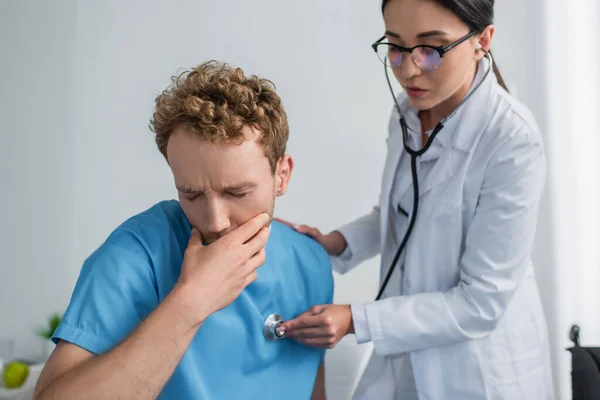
372,35,386,51
440,31,476,56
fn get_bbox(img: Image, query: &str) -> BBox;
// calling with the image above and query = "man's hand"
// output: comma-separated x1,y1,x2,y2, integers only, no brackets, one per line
280,304,353,349
177,213,271,325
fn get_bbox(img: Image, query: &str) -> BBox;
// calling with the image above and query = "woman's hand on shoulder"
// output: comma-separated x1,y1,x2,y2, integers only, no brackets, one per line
273,218,347,256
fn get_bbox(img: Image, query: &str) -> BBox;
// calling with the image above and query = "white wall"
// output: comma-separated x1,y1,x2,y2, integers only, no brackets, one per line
0,0,78,359
2,1,590,399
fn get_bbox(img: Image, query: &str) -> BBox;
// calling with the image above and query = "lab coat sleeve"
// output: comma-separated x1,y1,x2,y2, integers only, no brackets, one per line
330,206,381,275
362,132,546,356
350,304,372,343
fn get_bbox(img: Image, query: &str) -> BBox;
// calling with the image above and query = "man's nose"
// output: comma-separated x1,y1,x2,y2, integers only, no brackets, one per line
205,198,231,235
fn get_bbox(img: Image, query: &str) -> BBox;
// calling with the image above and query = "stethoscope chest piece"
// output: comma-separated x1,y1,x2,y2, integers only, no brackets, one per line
263,313,285,341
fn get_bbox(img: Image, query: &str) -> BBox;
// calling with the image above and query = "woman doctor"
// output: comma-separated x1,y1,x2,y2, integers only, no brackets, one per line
277,0,555,398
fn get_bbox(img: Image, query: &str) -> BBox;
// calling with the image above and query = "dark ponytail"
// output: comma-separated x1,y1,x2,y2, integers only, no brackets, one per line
381,0,509,92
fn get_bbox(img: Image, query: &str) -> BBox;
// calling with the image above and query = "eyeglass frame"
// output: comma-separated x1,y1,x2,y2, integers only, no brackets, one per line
371,30,477,71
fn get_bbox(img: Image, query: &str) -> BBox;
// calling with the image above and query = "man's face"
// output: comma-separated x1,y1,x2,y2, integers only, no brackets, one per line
167,126,292,244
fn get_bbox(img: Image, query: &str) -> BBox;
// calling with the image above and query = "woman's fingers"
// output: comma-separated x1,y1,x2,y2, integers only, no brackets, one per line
283,305,352,350
273,218,324,242
273,217,294,228
280,314,324,331
294,225,322,239
296,337,338,349
284,326,328,338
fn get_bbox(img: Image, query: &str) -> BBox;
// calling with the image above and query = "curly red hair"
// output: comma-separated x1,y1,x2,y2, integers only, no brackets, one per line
150,60,289,173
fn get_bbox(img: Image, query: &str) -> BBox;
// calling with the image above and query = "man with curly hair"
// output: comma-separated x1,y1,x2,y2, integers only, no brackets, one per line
34,61,332,400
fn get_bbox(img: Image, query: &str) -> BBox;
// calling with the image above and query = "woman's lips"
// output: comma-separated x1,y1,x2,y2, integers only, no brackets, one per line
405,86,428,98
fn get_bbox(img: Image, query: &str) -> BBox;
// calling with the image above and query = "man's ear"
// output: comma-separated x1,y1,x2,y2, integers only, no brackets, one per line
275,155,294,196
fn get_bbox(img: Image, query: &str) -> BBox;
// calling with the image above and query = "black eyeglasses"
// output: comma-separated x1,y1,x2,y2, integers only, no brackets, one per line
372,31,476,72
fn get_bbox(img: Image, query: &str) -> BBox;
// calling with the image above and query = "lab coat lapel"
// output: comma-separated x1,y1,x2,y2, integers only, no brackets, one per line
380,129,406,246
418,60,495,198
417,144,457,198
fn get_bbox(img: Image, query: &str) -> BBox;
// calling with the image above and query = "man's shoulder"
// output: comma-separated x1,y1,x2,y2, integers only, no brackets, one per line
123,199,187,229
54,201,186,356
102,199,189,258
269,221,333,294
270,221,329,262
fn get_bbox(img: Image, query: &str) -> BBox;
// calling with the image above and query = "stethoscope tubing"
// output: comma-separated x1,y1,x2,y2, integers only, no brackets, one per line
375,50,493,301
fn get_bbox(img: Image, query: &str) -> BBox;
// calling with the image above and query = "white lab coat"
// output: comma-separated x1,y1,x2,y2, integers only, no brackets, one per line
333,59,555,399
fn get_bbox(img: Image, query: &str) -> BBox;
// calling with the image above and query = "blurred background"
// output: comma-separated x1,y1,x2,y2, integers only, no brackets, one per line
0,0,598,398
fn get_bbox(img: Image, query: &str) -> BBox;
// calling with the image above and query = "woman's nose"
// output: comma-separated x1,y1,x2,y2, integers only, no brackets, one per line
396,52,422,80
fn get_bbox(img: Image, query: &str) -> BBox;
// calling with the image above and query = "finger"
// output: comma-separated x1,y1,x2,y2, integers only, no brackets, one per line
295,225,321,240
291,305,326,320
280,314,324,331
229,213,271,245
293,224,310,234
243,248,267,275
295,337,337,349
243,269,258,287
188,227,203,246
284,326,328,339
308,305,327,315
273,217,294,228
243,226,270,258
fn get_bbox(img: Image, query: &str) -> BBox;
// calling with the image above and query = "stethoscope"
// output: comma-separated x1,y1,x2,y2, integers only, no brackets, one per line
263,50,494,341
264,313,286,341
374,49,494,300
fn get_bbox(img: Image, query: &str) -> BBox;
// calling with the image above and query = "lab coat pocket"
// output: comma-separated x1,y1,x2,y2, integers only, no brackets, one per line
474,277,553,398
482,320,547,398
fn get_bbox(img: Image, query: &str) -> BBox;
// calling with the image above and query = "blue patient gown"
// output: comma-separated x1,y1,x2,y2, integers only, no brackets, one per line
53,200,334,400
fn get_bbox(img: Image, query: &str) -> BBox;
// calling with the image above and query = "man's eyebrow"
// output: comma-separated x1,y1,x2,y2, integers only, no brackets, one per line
176,185,202,194
385,30,449,40
175,181,257,194
221,181,257,192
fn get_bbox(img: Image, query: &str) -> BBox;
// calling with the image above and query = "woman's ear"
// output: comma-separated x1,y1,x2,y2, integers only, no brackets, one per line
475,25,495,60
275,155,294,196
